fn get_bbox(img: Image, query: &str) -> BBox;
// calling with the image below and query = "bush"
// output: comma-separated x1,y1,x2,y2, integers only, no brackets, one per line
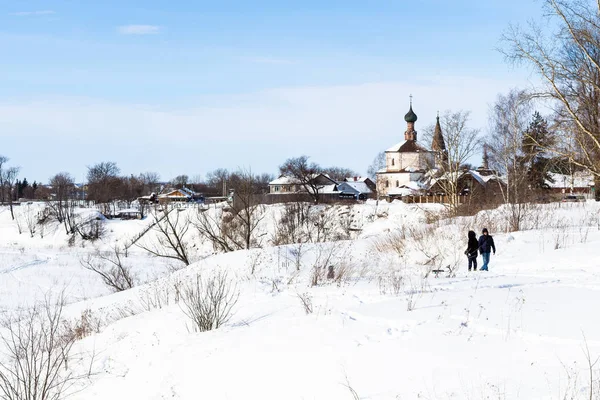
180,271,239,332
0,294,88,400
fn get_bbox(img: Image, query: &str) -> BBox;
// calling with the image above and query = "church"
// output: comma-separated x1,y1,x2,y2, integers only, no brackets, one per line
376,100,446,198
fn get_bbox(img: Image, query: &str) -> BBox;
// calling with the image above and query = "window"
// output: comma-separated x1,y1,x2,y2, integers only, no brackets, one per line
391,159,395,166
396,180,399,187
385,180,389,188
274,186,280,192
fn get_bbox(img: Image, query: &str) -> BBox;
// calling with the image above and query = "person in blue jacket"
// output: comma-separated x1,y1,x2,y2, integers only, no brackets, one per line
478,228,496,271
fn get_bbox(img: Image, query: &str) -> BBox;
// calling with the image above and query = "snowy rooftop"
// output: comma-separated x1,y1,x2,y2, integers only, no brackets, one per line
546,171,594,188
338,182,373,194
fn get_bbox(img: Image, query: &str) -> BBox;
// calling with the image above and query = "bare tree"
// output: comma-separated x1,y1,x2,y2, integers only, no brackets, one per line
425,111,481,213
279,155,323,204
80,246,136,292
0,293,87,400
229,169,266,250
2,167,20,220
137,209,192,266
0,156,8,205
195,170,266,252
205,168,230,196
23,204,37,238
367,151,385,182
86,162,121,215
488,89,533,231
321,166,359,181
502,0,600,200
171,175,189,189
179,272,239,332
47,172,75,233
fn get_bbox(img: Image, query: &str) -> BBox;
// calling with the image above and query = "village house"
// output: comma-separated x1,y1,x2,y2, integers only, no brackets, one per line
337,177,376,199
156,187,204,204
546,171,595,197
268,174,375,200
268,173,338,196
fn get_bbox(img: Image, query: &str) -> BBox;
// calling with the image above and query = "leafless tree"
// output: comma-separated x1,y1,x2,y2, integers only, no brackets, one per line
502,0,600,200
80,246,136,292
425,111,481,213
321,166,358,181
279,155,323,204
205,168,230,196
0,156,8,205
47,172,76,233
488,89,533,231
179,271,239,332
23,204,37,238
367,151,385,182
171,175,189,188
195,170,265,252
2,167,20,220
271,201,311,245
229,169,266,249
0,293,88,400
86,161,121,215
137,209,192,266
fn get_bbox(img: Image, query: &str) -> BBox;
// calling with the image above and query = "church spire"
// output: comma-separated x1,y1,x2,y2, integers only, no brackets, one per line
432,112,448,167
432,113,446,152
482,144,490,169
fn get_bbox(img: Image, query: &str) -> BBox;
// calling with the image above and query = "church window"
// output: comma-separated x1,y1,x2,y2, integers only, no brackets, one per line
391,158,395,166
385,180,389,188
396,180,399,187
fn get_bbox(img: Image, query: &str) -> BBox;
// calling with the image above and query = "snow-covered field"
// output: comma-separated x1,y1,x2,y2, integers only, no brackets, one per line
1,200,600,399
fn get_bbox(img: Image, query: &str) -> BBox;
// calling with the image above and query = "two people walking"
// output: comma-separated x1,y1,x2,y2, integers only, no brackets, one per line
465,228,496,271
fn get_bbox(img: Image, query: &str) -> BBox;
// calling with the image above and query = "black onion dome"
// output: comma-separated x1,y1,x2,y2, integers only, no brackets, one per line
404,105,418,123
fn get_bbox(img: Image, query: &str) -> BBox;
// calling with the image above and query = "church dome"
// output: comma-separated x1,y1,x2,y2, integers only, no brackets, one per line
404,105,418,123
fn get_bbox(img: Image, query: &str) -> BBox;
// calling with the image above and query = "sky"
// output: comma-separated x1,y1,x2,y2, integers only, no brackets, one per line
0,0,545,183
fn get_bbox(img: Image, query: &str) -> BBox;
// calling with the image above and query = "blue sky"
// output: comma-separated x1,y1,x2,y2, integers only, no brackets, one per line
1,0,543,183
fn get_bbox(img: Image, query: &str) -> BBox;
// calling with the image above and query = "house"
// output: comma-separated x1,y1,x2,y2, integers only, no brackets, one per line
157,187,204,203
269,173,338,195
336,180,374,199
429,169,506,199
546,171,594,196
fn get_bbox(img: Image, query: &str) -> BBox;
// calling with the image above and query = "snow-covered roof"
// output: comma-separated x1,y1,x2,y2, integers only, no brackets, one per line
337,182,372,194
387,181,426,196
269,174,337,186
158,189,191,199
316,184,339,194
386,140,431,153
429,170,505,188
344,176,370,183
468,170,503,184
546,172,594,189
269,176,301,185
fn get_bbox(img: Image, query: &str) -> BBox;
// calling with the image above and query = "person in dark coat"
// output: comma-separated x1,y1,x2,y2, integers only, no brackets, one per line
478,228,496,271
465,230,479,272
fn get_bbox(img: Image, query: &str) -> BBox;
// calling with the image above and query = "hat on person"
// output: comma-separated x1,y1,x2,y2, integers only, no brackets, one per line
482,228,489,234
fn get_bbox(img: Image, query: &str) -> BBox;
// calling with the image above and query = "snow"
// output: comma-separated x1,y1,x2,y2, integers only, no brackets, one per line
547,171,594,189
269,176,301,185
1,200,600,399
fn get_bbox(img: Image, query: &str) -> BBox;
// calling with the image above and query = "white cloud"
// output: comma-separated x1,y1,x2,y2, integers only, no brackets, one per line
0,77,531,180
9,10,56,16
117,25,161,35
